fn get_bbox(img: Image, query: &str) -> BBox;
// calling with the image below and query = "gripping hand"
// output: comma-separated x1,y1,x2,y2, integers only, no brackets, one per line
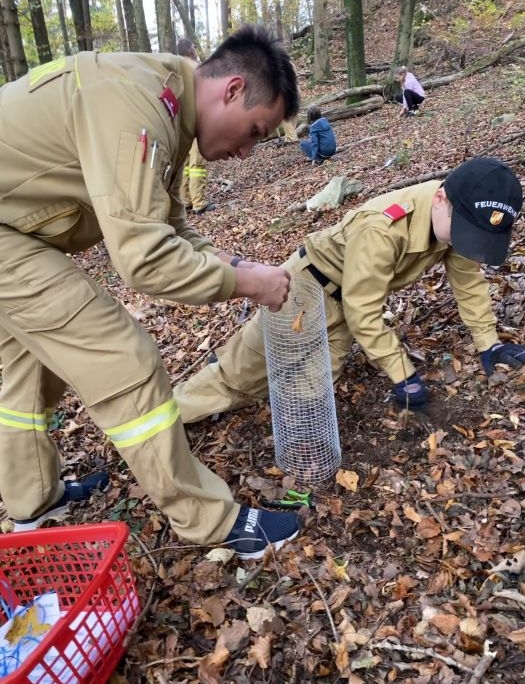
392,372,427,408
480,343,525,375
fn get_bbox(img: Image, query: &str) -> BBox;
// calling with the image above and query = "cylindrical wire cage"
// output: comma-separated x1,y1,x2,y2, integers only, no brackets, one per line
262,276,341,483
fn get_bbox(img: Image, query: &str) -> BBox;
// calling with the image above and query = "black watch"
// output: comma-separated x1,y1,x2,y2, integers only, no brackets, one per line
230,256,243,267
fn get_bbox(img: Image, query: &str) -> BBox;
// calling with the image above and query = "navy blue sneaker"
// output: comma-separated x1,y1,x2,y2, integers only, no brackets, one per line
225,506,300,560
193,203,216,215
12,472,110,532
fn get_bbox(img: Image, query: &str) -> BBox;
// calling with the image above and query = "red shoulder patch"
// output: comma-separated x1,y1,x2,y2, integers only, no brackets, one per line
159,87,179,120
383,203,407,221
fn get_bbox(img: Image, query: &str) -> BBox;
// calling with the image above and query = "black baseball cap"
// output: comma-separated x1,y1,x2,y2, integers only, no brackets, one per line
444,157,523,266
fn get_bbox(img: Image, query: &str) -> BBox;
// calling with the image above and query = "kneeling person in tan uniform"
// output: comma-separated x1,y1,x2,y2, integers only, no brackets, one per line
0,25,302,560
174,157,524,422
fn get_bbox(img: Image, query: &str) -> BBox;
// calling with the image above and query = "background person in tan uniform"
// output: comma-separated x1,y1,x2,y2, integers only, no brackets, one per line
177,38,215,215
173,157,524,423
0,25,302,560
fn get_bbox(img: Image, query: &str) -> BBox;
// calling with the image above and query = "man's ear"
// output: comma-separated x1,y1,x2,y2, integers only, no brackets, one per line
432,187,448,208
224,76,245,105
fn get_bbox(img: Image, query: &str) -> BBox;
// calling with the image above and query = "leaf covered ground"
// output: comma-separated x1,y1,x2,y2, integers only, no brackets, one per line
1,2,524,683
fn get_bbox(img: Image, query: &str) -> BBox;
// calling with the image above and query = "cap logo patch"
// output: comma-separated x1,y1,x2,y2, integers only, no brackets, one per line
489,211,504,226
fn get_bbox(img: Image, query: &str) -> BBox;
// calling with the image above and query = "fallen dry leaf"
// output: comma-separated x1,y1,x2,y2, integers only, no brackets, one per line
336,469,359,492
248,634,272,668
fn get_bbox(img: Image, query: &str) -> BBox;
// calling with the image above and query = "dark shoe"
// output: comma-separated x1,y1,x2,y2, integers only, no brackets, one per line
224,506,300,560
193,203,216,215
13,471,110,532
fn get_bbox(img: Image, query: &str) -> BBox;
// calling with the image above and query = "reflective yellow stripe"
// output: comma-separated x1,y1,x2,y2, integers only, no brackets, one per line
0,406,47,432
104,398,180,448
183,167,190,176
189,169,207,177
74,54,81,88
28,56,66,87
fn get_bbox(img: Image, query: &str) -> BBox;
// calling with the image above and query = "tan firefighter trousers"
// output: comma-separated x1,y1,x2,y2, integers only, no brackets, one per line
0,224,238,544
180,139,208,211
174,250,353,423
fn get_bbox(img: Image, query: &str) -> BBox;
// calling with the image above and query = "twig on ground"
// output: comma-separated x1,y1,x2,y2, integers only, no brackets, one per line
304,566,339,643
142,655,203,670
237,564,265,592
124,578,158,647
371,640,475,674
426,490,518,503
466,640,497,684
412,296,454,325
131,532,158,574
173,321,243,383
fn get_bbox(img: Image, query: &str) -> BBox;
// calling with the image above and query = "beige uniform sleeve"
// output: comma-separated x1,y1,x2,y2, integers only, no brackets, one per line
167,167,220,254
70,80,233,304
341,223,416,383
444,251,499,352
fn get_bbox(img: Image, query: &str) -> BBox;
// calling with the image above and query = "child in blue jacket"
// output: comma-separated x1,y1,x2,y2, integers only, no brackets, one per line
300,104,336,163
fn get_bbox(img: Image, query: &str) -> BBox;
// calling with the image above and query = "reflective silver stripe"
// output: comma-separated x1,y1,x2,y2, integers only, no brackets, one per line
0,406,48,432
104,397,180,448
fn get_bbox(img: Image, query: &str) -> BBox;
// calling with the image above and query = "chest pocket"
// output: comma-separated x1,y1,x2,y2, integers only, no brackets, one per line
27,56,73,92
111,131,171,221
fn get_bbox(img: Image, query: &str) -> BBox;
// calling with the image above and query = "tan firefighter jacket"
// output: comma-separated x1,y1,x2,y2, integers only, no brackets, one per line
303,181,500,383
0,52,235,304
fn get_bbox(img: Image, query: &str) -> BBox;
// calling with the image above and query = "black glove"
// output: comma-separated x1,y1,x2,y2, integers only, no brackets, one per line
480,343,525,375
392,372,427,408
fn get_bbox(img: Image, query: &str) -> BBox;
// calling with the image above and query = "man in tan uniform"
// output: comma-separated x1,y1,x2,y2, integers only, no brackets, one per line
177,38,215,215
0,25,302,560
174,157,524,422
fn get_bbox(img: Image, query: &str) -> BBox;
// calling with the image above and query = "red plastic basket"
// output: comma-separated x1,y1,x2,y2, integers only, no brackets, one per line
0,522,141,683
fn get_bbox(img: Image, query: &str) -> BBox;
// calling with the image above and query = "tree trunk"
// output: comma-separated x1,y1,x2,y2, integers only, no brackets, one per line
188,0,195,30
69,0,87,51
172,0,202,55
134,0,152,52
275,0,283,41
115,0,128,50
220,0,229,40
323,95,383,121
0,0,27,78
0,1,15,80
260,0,268,25
57,0,72,55
155,0,174,53
81,0,93,50
344,0,365,102
393,0,416,69
28,0,52,64
122,0,139,51
204,0,210,53
313,0,331,82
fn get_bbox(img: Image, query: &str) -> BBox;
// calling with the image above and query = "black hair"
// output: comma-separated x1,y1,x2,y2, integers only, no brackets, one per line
198,24,300,119
177,38,195,57
307,104,322,124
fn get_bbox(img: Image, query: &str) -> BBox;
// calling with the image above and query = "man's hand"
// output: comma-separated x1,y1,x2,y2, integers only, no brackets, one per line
392,372,427,408
233,264,291,312
480,343,525,375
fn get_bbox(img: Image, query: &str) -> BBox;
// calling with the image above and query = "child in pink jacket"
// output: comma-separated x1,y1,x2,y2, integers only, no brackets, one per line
394,66,426,116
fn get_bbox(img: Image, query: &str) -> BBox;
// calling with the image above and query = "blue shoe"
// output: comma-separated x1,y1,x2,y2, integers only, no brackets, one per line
12,472,110,532
193,203,216,215
224,506,300,560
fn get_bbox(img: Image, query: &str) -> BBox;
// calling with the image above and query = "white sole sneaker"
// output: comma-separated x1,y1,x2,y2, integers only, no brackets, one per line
13,503,71,533
234,529,300,561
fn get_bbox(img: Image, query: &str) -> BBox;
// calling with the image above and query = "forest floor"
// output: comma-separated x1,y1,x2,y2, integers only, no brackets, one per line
1,2,525,683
